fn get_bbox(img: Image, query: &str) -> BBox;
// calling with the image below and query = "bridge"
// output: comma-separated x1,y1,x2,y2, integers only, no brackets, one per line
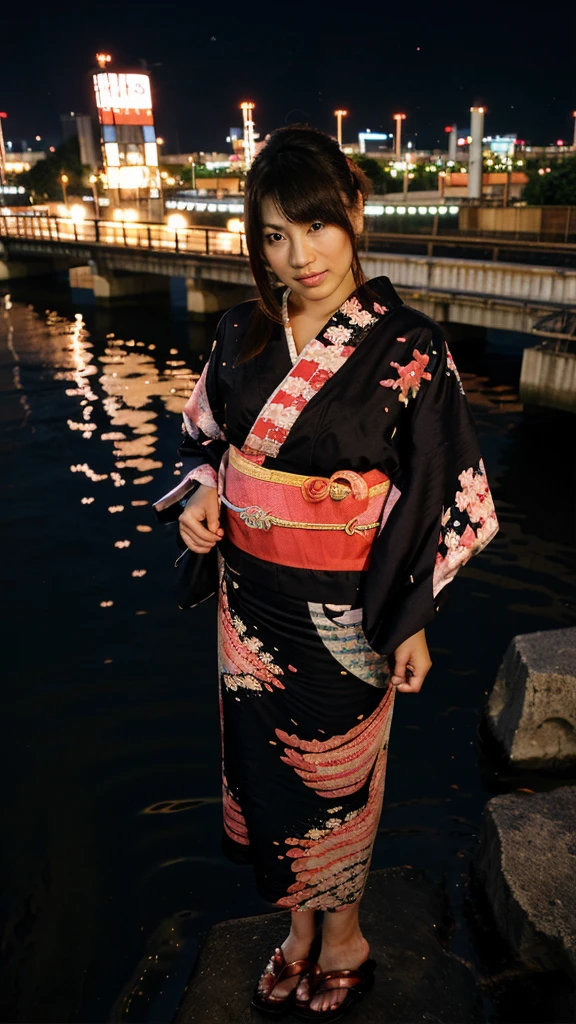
1,213,575,330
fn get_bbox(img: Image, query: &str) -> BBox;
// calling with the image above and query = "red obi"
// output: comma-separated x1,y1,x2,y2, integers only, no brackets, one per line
222,446,391,572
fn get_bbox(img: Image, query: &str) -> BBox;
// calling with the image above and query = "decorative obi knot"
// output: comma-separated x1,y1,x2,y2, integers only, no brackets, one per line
301,471,369,504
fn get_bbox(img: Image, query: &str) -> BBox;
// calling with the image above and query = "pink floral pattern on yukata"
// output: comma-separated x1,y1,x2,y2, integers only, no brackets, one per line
218,574,285,694
182,359,226,442
242,293,380,458
433,457,499,598
379,348,433,407
445,341,466,396
273,683,395,911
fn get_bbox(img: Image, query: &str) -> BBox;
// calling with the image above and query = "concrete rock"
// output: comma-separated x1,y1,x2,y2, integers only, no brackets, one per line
476,787,576,988
174,866,481,1024
487,627,576,767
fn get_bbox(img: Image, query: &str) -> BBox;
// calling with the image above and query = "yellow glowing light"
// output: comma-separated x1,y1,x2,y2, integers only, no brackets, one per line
61,173,69,184
70,204,86,223
226,217,245,234
166,213,187,230
393,113,406,121
112,207,139,222
160,171,168,179
57,204,68,217
156,137,164,146
166,176,176,186
96,53,112,68
89,174,98,184
334,109,348,117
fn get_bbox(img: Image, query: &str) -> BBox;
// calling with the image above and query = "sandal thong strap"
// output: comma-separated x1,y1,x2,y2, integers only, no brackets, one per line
309,965,363,995
258,947,311,1002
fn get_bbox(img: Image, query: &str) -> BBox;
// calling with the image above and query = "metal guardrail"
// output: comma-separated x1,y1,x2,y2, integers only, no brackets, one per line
0,214,246,257
363,229,576,259
4,215,576,263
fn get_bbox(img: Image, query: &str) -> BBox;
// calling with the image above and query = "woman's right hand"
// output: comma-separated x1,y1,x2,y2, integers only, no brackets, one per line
178,485,224,553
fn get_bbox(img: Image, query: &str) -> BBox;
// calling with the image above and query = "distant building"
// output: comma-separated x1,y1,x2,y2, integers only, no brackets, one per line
60,112,100,169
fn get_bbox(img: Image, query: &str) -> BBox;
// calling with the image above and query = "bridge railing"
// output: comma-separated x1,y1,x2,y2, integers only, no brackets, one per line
0,214,246,258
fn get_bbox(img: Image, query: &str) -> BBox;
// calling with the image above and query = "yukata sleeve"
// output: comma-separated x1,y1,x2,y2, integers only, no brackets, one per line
153,321,228,523
362,327,499,656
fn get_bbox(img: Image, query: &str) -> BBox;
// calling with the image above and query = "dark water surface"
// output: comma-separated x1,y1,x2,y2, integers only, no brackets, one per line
1,278,575,1023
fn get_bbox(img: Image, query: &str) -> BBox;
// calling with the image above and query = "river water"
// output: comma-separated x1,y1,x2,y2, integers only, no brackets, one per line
1,276,575,1023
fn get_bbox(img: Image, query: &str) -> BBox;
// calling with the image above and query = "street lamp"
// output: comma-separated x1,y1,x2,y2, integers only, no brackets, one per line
89,174,100,218
392,113,406,159
334,109,348,149
188,155,196,190
573,111,576,151
60,173,69,208
0,112,8,187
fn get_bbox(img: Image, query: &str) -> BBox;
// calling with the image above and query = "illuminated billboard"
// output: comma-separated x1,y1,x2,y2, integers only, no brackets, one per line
92,62,162,218
93,73,153,125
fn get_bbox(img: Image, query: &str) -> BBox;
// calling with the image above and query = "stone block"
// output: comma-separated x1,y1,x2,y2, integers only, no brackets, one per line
174,866,481,1023
476,787,576,990
486,627,576,767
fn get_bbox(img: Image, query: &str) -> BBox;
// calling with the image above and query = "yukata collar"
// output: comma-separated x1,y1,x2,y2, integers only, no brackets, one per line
281,275,402,353
242,277,402,459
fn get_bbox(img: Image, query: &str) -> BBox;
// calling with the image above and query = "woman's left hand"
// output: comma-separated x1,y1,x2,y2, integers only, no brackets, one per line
390,628,432,693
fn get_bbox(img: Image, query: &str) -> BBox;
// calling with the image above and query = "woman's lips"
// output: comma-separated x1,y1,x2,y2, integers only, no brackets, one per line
295,271,327,287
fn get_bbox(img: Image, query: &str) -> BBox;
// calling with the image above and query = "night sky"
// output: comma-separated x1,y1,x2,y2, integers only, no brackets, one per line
1,0,574,154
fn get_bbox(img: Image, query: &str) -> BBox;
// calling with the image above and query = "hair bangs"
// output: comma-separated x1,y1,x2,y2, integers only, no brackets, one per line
260,151,353,231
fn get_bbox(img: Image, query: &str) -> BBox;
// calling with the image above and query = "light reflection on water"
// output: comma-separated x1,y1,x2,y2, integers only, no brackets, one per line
1,285,575,1023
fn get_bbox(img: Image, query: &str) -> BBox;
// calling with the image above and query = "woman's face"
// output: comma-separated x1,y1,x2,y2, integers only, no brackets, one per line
260,196,362,307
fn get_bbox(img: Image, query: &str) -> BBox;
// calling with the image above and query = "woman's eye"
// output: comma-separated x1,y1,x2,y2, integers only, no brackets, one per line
266,232,283,243
310,222,324,232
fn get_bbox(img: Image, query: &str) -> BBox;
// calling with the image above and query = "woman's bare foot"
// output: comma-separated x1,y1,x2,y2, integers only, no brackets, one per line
257,913,316,1003
295,934,370,1014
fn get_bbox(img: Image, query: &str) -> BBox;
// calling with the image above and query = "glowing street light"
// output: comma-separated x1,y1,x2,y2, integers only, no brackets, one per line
0,111,8,186
96,53,112,69
240,102,256,170
60,173,69,207
89,174,100,218
188,154,196,189
334,109,348,149
392,113,406,158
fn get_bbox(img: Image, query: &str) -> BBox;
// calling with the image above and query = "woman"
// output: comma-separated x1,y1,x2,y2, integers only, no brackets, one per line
154,126,499,1021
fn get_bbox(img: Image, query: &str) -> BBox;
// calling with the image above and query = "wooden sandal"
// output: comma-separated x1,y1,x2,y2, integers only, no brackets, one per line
292,957,377,1022
252,932,321,1018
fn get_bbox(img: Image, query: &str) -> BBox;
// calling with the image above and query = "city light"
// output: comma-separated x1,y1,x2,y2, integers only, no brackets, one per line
69,204,86,223
112,207,139,222
96,53,112,69
226,217,245,233
240,102,256,169
166,213,187,229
